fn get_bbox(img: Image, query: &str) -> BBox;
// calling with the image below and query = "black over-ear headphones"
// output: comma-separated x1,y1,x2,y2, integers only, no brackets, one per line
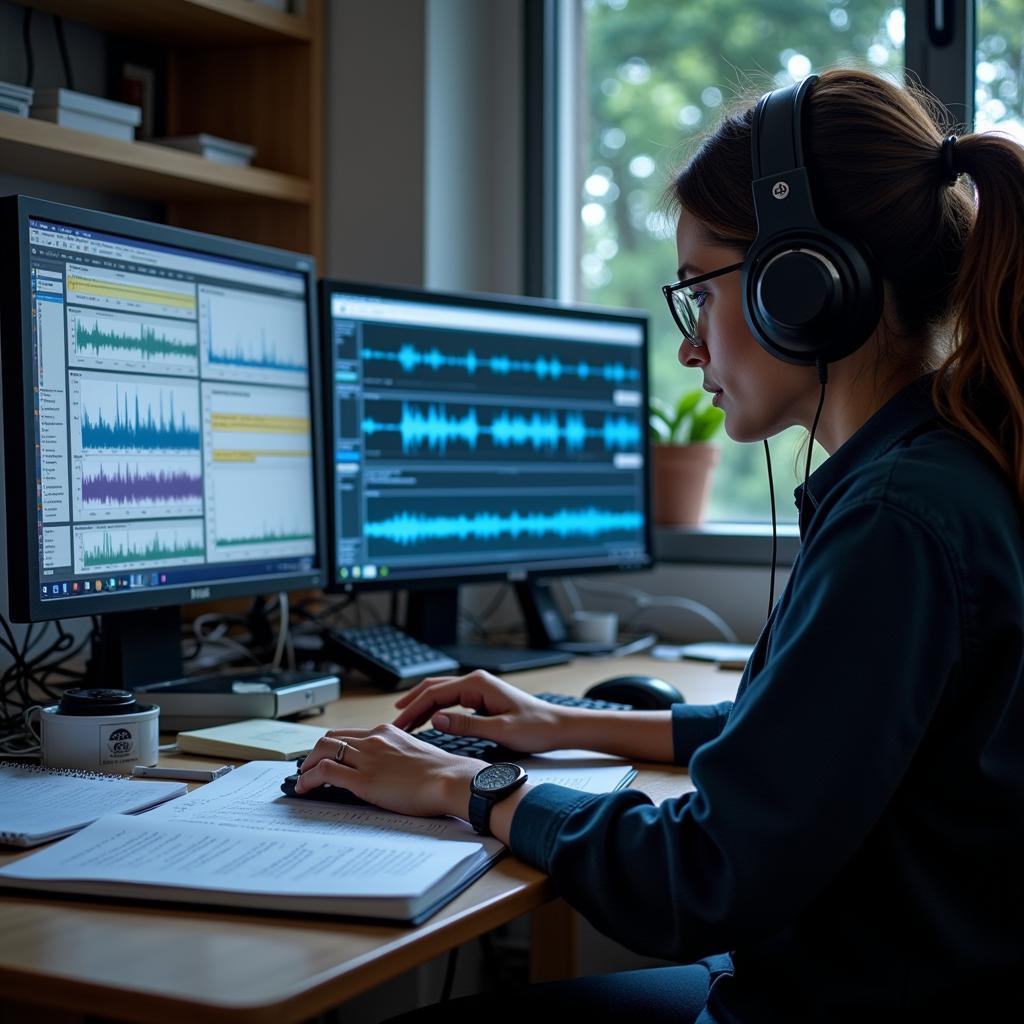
743,74,883,366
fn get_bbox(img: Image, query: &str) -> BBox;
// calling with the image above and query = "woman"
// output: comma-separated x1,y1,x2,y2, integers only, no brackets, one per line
297,69,1024,1021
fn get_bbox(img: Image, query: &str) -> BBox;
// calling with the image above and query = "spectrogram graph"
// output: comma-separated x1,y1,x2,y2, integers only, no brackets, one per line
68,307,199,376
76,458,204,521
75,374,200,452
199,285,308,386
73,520,206,573
361,340,640,385
361,401,641,456
365,499,644,557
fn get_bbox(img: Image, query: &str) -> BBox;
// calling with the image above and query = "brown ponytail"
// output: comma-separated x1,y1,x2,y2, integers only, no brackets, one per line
671,68,1024,506
938,133,1024,501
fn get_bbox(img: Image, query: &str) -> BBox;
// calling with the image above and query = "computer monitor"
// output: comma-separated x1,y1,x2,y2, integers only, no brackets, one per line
319,280,652,657
0,196,326,687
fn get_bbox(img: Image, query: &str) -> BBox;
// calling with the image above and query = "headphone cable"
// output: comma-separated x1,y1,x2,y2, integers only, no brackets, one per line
763,439,777,618
799,360,829,531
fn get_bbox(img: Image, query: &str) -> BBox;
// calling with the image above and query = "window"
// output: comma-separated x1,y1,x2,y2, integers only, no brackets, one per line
577,0,906,522
976,1,1024,135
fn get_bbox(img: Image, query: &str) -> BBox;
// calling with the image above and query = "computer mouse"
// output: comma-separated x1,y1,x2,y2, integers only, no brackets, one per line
583,675,686,710
280,773,370,806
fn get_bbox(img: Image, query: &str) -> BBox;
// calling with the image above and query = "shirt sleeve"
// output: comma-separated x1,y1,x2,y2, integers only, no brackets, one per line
671,700,734,765
508,499,963,963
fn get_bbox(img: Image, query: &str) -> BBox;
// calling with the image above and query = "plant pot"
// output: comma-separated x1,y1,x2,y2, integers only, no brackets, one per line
651,442,720,526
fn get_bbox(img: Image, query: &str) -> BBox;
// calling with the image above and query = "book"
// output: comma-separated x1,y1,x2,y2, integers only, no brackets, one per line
0,762,187,848
175,718,329,760
0,757,637,923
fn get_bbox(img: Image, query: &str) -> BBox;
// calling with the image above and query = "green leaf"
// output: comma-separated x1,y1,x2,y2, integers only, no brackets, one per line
690,405,725,442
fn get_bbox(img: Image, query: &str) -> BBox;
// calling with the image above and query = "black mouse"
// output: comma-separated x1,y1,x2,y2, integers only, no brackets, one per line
280,772,370,806
584,675,686,710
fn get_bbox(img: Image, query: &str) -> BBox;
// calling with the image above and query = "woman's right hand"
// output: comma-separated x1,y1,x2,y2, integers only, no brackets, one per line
391,669,569,753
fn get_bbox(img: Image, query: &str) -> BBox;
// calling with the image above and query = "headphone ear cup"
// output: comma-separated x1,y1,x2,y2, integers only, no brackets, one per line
743,232,882,366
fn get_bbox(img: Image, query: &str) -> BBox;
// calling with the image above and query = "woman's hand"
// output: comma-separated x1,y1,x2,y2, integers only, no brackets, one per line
391,669,569,753
295,724,486,819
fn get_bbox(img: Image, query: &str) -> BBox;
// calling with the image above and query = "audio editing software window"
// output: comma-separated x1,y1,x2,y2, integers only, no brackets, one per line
327,292,648,585
28,218,317,603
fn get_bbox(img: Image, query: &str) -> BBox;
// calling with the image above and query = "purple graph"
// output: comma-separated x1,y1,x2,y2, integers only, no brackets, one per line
81,464,203,506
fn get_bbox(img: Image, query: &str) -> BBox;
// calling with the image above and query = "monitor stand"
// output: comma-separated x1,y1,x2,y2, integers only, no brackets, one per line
404,581,573,674
90,607,184,689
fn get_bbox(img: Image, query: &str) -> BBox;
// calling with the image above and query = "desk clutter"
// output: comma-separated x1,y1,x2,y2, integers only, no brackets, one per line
0,757,635,923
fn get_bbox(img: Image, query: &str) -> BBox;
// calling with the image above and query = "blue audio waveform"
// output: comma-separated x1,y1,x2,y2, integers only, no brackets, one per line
365,506,644,546
81,386,200,451
205,311,305,376
207,337,306,374
361,403,641,454
361,343,640,384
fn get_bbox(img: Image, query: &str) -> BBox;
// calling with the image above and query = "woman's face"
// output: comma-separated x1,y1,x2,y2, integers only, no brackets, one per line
674,208,817,443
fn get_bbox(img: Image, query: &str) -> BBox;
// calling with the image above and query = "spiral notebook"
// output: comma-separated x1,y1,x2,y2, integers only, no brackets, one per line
0,762,187,848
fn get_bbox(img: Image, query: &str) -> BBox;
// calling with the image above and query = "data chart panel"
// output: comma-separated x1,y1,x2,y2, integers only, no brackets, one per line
67,306,199,376
202,382,316,562
199,285,308,387
73,519,206,574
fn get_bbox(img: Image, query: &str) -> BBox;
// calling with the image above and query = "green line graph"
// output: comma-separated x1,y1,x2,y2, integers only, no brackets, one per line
75,321,199,362
81,528,205,569
214,528,314,548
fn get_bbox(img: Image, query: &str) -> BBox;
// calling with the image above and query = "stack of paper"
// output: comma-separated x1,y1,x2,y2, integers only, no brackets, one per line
0,81,33,118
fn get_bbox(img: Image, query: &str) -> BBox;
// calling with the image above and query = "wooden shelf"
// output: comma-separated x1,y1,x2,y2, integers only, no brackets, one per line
0,113,311,204
20,0,311,44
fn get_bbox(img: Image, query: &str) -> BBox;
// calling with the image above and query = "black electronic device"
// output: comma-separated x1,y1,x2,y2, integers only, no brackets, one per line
0,195,326,689
743,75,883,366
280,771,369,806
583,675,686,710
319,280,652,671
325,623,459,690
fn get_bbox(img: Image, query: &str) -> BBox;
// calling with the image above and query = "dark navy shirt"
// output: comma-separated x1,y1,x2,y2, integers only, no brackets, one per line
509,375,1024,1022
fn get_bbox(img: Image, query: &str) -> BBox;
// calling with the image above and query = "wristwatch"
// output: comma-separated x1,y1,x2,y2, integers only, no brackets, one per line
468,762,529,836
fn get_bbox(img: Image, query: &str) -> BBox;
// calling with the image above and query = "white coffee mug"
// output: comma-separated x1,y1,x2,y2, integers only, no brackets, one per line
569,610,619,645
26,688,159,774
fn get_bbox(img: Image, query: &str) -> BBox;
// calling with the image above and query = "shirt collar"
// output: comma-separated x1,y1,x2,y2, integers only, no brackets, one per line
794,373,940,532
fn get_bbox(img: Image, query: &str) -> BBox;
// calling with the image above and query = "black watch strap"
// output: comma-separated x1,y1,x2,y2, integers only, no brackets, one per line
468,790,495,836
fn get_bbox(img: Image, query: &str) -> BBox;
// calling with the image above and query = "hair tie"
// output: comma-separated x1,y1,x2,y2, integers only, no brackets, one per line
941,134,960,186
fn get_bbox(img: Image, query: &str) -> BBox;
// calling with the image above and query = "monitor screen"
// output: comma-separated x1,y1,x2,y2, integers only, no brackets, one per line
1,197,325,621
322,282,652,588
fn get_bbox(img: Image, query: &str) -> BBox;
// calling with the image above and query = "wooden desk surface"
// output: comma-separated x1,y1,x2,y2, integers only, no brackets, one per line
0,656,740,1024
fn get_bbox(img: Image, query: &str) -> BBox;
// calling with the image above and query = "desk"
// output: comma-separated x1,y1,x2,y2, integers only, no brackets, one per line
0,655,740,1024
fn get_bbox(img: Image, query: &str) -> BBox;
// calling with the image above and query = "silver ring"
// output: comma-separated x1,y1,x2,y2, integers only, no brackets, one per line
333,739,349,765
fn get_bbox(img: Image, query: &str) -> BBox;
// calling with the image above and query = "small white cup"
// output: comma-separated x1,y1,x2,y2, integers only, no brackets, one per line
569,610,619,645
26,688,159,774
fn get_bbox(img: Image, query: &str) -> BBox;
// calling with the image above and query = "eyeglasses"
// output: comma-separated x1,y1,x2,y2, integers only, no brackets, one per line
661,261,744,346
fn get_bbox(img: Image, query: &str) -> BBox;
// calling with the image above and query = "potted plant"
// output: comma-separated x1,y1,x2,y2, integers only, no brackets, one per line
649,389,725,525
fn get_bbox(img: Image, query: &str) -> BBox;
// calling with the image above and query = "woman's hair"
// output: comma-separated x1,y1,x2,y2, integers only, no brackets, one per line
671,68,1024,504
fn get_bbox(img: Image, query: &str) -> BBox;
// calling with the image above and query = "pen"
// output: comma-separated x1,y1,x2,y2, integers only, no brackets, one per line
132,765,234,782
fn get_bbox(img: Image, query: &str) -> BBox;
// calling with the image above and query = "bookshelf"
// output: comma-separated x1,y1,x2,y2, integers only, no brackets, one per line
3,0,325,262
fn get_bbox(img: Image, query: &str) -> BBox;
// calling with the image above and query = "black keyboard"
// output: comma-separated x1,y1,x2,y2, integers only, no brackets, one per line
329,624,460,691
412,691,635,762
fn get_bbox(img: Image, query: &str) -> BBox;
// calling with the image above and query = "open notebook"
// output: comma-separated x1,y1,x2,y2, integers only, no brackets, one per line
0,755,637,924
0,762,187,847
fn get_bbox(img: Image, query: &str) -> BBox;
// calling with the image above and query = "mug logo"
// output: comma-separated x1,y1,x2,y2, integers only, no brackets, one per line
772,181,790,200
107,726,135,757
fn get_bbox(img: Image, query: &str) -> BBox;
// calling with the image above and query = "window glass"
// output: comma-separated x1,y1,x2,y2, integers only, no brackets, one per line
976,1,1024,137
581,0,905,521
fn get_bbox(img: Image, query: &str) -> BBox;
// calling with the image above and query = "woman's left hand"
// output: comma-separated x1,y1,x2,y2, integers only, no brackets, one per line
295,723,486,819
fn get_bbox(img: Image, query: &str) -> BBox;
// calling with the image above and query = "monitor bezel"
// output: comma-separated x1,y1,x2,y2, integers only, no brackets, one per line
1,194,327,623
318,277,654,594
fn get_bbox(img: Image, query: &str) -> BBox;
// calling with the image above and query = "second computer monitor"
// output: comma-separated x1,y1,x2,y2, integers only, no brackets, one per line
320,281,652,594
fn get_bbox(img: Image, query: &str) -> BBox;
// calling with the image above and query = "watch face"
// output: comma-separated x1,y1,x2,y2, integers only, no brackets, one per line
476,763,522,792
